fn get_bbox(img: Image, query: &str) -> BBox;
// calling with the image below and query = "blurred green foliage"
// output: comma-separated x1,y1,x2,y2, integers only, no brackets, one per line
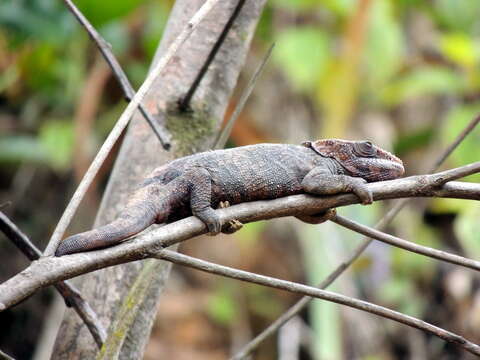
2,0,480,357
0,0,170,170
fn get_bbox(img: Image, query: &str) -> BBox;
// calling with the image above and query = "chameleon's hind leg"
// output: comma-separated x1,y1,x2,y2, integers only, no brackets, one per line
185,167,222,234
295,208,337,225
218,201,243,234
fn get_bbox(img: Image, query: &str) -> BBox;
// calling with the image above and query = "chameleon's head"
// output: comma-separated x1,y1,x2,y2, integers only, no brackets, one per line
303,139,404,182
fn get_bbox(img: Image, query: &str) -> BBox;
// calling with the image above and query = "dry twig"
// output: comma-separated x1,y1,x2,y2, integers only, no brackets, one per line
44,0,223,257
0,211,106,347
63,0,171,149
332,214,480,271
214,43,274,149
179,0,247,112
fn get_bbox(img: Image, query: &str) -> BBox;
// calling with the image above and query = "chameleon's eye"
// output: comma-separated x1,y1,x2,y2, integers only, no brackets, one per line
355,141,375,156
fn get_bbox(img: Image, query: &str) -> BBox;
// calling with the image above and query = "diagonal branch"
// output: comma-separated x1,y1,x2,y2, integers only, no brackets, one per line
150,249,480,357
232,113,480,359
178,0,247,112
0,211,106,347
62,0,171,149
332,214,480,271
0,168,479,309
43,0,223,257
429,114,480,171
214,43,274,149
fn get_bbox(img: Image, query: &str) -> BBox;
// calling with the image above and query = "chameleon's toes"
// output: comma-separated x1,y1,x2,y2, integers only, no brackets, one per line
296,208,337,225
222,219,243,234
218,201,230,209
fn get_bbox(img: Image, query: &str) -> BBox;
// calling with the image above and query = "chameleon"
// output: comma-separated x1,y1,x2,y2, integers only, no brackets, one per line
55,139,404,256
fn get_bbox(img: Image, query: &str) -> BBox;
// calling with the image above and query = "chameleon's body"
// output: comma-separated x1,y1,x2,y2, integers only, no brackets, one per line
55,139,404,256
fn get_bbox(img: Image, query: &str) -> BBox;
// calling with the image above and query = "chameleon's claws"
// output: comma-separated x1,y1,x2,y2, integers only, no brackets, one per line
218,200,243,234
219,201,230,208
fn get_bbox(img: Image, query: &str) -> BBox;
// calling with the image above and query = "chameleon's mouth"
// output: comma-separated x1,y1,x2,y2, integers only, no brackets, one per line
376,158,405,181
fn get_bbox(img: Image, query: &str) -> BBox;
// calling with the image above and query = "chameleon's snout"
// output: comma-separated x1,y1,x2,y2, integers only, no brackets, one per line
373,145,405,180
376,157,404,181
390,160,405,178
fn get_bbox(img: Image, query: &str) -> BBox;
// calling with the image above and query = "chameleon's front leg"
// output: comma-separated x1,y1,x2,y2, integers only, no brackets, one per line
185,167,222,234
295,166,373,224
301,166,373,204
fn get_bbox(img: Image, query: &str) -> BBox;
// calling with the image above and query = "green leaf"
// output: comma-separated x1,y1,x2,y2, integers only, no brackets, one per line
0,136,48,164
99,21,130,57
440,32,478,68
381,67,464,106
455,204,480,259
441,103,480,182
235,221,266,248
274,27,331,92
364,0,404,93
38,120,74,171
206,285,236,325
0,0,74,46
393,127,435,156
270,0,320,11
245,286,283,318
322,0,356,16
434,0,480,33
142,2,170,60
75,0,144,27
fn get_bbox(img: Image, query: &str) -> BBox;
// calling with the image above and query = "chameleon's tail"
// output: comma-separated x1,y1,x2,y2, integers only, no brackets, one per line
55,201,158,256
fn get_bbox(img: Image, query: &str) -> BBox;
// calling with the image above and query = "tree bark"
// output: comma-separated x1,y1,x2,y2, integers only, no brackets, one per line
51,1,266,358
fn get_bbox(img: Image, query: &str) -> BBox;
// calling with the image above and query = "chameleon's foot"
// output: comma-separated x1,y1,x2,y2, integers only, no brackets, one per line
296,208,337,225
349,178,373,205
218,201,243,234
222,219,243,234
194,207,222,235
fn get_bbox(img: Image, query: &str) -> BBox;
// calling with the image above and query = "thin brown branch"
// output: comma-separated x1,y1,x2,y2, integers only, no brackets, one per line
43,0,223,257
62,0,171,149
214,43,274,149
1,169,479,309
430,161,480,186
332,214,480,271
150,249,480,357
179,0,247,112
0,211,106,347
233,113,480,359
429,114,480,172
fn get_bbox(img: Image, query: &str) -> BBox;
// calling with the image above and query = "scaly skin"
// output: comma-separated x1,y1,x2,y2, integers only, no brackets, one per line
55,139,404,256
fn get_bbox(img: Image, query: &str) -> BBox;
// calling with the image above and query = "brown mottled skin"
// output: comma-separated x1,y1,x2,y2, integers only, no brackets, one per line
55,139,404,256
